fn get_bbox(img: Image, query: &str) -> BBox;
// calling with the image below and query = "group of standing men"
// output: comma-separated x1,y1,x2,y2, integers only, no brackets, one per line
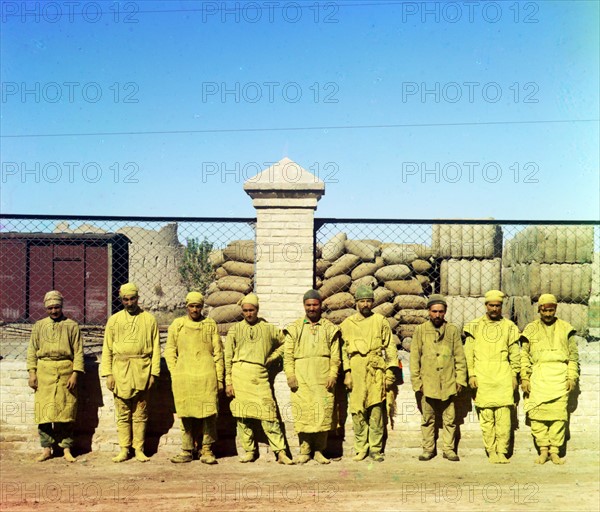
27,283,578,466
410,290,579,465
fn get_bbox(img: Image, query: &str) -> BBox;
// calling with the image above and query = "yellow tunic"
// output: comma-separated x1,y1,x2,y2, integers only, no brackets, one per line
340,312,397,414
101,309,160,400
165,316,224,419
521,318,578,420
284,317,341,433
410,320,467,401
224,318,284,421
463,316,520,407
27,317,84,424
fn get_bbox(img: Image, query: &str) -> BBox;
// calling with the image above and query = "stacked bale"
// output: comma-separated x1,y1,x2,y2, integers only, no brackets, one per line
505,296,536,331
444,296,486,332
432,223,502,259
205,240,254,336
503,226,594,335
588,253,599,339
433,223,503,330
502,263,592,303
316,234,435,349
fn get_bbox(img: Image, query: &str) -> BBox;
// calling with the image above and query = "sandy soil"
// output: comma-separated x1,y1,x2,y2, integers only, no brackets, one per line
1,443,598,512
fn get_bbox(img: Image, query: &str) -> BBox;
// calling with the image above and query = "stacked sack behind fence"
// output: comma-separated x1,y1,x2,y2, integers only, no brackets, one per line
316,233,435,351
503,226,595,336
432,223,502,259
502,225,594,265
433,223,502,335
205,240,254,336
501,263,592,303
440,259,502,297
589,252,600,339
505,296,536,331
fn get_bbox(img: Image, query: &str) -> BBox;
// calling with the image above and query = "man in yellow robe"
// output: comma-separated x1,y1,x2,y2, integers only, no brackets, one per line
521,293,579,465
27,291,84,462
464,290,520,464
284,290,341,464
410,294,467,462
101,283,160,463
340,285,397,462
225,293,293,465
165,291,224,464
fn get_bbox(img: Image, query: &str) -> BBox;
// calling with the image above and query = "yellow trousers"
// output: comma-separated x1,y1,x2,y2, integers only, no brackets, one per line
298,431,328,455
477,406,511,455
236,418,287,454
530,419,565,454
114,392,148,450
181,416,217,451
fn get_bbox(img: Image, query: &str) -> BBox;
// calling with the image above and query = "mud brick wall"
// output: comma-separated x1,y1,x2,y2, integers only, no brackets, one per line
2,339,598,456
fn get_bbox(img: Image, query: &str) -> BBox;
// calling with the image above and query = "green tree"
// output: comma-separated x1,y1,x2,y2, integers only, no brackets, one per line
179,238,215,293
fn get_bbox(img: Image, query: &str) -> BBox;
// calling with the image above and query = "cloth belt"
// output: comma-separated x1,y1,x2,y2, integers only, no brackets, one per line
113,354,150,360
350,349,386,377
349,348,382,358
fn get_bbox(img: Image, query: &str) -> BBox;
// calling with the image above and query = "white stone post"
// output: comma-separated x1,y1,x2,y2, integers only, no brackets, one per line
243,157,324,329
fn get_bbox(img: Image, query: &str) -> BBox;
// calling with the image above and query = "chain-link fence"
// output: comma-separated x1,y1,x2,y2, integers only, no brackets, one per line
0,215,256,358
314,220,600,351
2,215,599,361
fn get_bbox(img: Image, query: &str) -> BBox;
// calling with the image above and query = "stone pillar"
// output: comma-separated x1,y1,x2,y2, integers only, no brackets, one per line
244,157,324,329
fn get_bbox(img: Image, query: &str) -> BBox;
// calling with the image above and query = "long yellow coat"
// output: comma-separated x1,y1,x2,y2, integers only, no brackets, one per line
410,320,467,401
521,318,578,420
225,318,284,421
463,315,520,407
165,316,224,419
284,317,341,433
340,312,397,414
27,317,84,424
101,309,160,399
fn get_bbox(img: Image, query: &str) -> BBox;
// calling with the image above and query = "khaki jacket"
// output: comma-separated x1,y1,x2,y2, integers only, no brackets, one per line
410,320,467,401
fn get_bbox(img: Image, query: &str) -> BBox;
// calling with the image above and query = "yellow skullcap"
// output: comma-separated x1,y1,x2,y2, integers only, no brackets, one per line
538,294,558,306
484,290,505,303
44,290,63,306
119,283,139,297
186,291,204,305
238,293,259,307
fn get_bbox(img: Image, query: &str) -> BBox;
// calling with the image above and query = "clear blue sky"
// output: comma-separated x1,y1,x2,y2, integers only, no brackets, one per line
1,0,599,220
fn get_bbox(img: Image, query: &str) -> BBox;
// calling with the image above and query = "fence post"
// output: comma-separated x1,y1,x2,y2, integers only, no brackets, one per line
244,158,324,329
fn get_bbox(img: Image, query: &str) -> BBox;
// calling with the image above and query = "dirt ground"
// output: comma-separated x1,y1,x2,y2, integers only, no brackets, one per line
1,443,598,512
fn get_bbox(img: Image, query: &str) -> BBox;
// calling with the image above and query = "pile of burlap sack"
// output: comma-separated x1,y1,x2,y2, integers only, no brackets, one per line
316,233,435,351
199,226,598,345
204,240,254,336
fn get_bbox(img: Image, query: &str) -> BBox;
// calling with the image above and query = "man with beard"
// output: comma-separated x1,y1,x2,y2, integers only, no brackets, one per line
521,294,579,465
225,293,293,465
101,283,160,463
410,294,467,462
165,291,223,464
284,290,341,464
464,290,520,464
27,291,84,462
340,285,397,462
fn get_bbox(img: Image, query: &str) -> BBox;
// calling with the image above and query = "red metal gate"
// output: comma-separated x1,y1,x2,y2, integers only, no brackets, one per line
0,234,128,324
